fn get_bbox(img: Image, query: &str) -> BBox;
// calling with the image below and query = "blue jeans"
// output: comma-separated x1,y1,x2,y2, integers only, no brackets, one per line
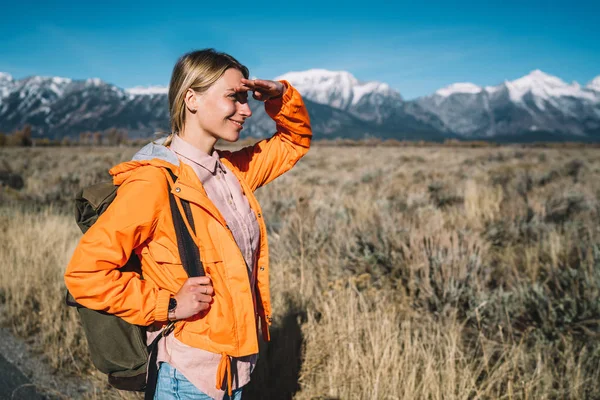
154,362,243,399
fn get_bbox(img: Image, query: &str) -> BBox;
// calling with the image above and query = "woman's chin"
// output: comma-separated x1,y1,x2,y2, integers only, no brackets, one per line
219,132,240,143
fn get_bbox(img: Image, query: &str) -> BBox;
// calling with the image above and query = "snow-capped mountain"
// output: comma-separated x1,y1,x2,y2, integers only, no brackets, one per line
1,76,73,130
1,69,599,141
276,69,403,123
244,96,378,140
0,73,15,99
0,70,446,140
126,86,169,96
587,76,600,93
277,69,446,138
0,75,170,137
415,70,600,138
502,69,593,103
277,69,373,110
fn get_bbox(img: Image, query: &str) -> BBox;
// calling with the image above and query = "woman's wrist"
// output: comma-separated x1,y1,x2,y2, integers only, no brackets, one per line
267,81,287,101
167,295,177,321
275,81,286,98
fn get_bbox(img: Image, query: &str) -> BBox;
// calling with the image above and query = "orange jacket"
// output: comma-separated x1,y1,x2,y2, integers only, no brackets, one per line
64,81,311,388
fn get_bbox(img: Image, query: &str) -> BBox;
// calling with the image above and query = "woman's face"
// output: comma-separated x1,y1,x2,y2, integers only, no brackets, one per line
190,68,252,143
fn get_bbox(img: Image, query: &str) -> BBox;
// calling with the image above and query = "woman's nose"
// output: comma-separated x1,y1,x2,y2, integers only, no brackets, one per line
239,102,252,118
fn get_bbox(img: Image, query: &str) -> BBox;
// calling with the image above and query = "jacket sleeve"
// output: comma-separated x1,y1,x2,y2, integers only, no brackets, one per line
222,80,312,191
64,167,172,325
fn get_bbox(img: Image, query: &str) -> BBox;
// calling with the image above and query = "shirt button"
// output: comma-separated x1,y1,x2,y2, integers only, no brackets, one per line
175,187,181,193
216,175,220,180
260,266,265,271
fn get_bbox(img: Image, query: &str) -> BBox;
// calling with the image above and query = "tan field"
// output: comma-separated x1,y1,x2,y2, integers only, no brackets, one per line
1,143,599,399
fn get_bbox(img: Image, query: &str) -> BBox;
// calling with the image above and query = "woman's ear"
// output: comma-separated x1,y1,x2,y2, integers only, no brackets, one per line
184,89,198,113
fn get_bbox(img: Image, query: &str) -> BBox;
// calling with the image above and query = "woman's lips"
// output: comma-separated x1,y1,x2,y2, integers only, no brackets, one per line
229,119,244,129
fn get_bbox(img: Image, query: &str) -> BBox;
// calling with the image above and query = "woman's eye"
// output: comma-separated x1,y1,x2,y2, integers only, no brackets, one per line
229,93,248,103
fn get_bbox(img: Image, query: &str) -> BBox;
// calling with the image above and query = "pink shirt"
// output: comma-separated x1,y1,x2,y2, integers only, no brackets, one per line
151,134,260,399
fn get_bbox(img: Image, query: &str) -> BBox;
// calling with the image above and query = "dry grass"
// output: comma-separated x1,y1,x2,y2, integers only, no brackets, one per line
1,145,600,399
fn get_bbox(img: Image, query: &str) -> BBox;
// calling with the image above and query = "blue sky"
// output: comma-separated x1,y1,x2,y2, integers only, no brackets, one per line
1,1,598,99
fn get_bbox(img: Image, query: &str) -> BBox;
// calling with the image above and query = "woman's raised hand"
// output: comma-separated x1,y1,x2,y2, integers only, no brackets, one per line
173,276,214,320
239,78,285,102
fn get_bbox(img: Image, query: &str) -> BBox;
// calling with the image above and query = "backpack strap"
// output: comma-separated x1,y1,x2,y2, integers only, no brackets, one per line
145,167,205,400
166,169,205,277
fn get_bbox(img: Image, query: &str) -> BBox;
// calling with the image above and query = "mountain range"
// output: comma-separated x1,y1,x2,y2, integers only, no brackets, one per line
1,69,599,142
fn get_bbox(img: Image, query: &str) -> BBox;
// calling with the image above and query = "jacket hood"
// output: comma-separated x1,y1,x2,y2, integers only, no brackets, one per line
109,137,181,185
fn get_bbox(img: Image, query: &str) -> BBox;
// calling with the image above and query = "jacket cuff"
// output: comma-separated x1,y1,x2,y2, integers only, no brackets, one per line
154,289,172,322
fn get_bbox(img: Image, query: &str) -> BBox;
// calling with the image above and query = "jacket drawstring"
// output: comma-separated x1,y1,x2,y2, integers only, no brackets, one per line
216,353,232,396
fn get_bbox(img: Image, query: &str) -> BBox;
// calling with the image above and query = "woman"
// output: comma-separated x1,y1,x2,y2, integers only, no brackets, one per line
64,48,312,399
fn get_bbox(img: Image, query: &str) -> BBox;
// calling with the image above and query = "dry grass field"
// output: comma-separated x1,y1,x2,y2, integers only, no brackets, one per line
1,143,600,399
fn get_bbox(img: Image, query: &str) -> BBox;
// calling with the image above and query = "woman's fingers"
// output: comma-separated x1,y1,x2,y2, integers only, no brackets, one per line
240,78,278,94
188,283,214,296
235,84,252,93
191,293,213,303
173,277,215,319
238,78,284,102
249,79,272,89
187,276,211,286
240,78,261,88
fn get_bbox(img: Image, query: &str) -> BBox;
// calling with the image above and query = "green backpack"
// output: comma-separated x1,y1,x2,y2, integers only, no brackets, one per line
66,168,204,398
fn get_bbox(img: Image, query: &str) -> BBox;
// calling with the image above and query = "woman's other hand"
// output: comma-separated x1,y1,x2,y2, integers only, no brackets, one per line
239,78,285,102
173,276,214,320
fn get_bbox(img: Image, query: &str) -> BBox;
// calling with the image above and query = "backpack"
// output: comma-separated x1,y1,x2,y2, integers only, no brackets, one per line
66,168,204,399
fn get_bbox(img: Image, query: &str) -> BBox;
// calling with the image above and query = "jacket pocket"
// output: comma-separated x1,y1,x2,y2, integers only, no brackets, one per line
197,246,221,278
150,240,181,265
181,248,237,344
151,239,222,275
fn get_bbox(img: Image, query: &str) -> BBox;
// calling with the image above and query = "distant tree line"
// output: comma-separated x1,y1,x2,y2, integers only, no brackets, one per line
0,125,150,147
2,125,599,148
0,125,34,147
78,128,129,146
308,138,600,148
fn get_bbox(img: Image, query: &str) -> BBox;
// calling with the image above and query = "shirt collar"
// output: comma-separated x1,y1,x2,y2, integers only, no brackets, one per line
169,134,223,174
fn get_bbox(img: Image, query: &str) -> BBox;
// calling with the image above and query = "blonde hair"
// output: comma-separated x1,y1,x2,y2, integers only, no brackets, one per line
163,49,249,146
